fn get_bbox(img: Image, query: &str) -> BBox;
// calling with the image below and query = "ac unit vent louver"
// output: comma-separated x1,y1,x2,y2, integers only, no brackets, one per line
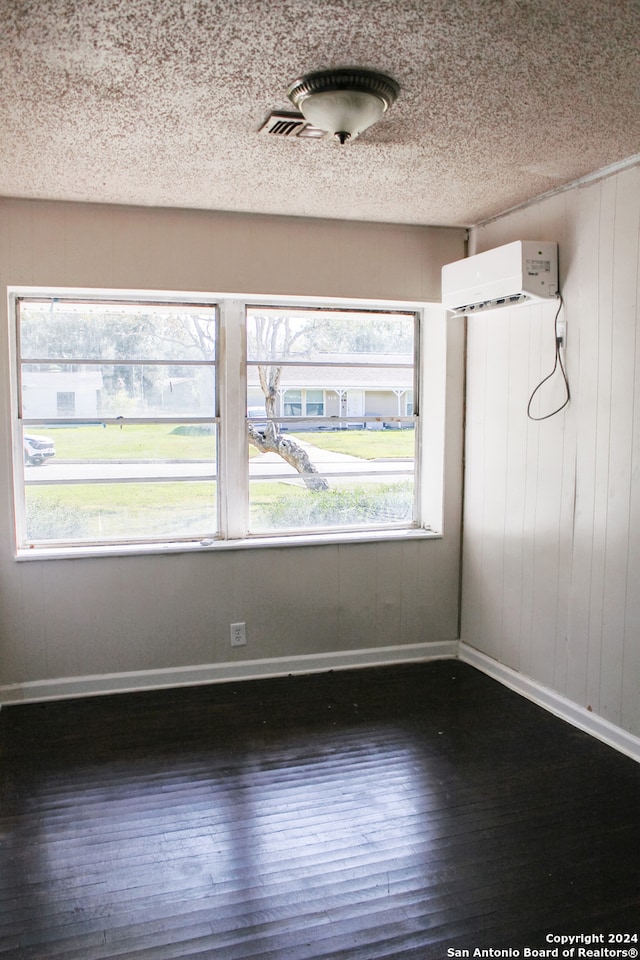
442,241,559,316
259,111,328,139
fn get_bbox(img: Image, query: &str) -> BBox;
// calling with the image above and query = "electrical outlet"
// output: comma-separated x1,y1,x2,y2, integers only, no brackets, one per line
230,622,246,647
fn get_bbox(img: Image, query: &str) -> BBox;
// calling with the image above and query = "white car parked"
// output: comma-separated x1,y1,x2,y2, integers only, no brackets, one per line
24,434,56,465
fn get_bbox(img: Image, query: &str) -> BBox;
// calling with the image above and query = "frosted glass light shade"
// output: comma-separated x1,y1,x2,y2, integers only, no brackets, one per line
287,68,399,143
297,90,387,139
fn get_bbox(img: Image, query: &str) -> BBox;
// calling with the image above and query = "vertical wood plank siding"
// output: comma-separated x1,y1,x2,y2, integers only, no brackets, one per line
464,164,640,739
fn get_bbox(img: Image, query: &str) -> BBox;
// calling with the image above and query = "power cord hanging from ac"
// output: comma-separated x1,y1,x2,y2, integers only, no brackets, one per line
526,294,570,420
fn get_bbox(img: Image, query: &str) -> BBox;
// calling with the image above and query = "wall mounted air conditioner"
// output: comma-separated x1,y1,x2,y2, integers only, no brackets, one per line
442,240,558,316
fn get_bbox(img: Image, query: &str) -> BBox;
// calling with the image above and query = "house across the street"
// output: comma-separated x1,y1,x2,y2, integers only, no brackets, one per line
21,370,104,419
247,353,414,430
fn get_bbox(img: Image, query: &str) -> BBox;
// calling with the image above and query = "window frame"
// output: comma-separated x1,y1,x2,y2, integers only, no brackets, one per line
12,293,220,550
8,288,447,559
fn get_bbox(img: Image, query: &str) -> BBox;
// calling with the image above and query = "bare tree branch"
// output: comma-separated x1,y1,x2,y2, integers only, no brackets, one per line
247,422,329,491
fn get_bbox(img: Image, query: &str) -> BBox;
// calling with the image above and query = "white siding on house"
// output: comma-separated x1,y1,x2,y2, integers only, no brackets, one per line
22,370,103,419
462,163,640,739
0,198,465,694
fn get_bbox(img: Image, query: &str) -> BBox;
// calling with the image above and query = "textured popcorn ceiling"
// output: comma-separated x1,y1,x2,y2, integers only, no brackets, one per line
1,0,639,226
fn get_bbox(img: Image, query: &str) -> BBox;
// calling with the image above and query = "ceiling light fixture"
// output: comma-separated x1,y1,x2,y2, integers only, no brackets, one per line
286,67,399,144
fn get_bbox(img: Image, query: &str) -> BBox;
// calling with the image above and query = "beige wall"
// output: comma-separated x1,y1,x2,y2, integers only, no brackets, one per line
462,164,640,740
0,198,465,695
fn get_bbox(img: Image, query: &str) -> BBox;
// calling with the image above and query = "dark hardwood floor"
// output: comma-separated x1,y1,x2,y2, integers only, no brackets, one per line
1,660,638,959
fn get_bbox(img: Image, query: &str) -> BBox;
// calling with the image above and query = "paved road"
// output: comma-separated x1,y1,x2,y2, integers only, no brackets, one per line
25,440,413,482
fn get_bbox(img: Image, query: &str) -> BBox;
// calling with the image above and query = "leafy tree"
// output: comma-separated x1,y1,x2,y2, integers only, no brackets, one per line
19,302,212,417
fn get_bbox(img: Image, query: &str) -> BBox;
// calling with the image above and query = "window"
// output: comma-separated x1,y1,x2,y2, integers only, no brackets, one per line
246,305,418,535
283,389,325,417
283,389,303,417
304,390,325,417
15,297,218,547
56,391,76,416
406,390,414,416
10,292,439,555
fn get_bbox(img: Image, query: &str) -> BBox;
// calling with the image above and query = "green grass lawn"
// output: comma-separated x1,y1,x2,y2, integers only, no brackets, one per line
49,424,216,461
249,478,413,532
47,424,413,462
294,428,414,459
249,428,414,460
26,481,217,540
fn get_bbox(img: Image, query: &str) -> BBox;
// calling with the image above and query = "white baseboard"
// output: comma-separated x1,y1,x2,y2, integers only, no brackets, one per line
0,640,458,706
459,642,640,764
4,640,639,765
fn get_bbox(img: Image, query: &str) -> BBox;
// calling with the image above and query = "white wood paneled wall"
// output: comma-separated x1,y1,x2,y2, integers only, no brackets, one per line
463,164,640,739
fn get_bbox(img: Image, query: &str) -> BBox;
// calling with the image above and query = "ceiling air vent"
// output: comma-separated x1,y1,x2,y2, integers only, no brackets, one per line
259,111,328,139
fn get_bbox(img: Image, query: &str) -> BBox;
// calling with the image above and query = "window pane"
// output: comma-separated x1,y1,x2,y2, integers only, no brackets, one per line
247,308,414,362
24,481,217,543
19,301,217,361
16,296,219,550
250,476,414,533
305,389,324,416
56,392,75,416
406,390,414,415
20,423,217,545
21,364,215,419
283,389,302,416
248,425,415,532
246,304,417,536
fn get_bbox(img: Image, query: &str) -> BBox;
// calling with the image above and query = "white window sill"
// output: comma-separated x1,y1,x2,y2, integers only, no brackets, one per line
15,527,441,561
